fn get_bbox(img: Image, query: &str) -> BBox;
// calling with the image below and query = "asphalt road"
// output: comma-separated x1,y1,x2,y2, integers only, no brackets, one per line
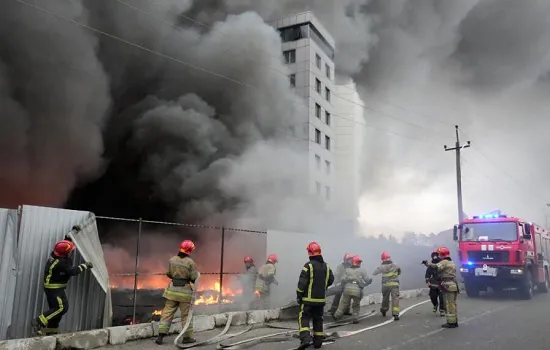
103,291,550,350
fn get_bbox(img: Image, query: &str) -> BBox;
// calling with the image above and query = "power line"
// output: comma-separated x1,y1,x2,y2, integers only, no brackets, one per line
15,0,446,149
125,0,448,139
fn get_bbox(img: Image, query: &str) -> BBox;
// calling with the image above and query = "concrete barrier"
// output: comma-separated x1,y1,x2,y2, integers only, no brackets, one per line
55,329,108,349
0,336,56,350
1,288,429,349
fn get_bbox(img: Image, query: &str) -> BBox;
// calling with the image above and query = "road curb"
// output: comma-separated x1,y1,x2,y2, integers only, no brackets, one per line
0,288,428,349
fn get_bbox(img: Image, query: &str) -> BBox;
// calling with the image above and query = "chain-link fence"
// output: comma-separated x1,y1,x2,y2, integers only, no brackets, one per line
96,216,266,325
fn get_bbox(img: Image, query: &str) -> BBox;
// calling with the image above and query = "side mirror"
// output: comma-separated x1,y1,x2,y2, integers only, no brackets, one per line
524,224,532,240
453,225,459,241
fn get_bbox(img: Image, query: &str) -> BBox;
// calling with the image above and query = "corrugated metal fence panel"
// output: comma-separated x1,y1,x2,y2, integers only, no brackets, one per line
0,209,18,340
8,205,102,339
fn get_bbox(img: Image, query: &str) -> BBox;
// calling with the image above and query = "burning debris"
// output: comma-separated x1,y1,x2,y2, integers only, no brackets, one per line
110,274,243,306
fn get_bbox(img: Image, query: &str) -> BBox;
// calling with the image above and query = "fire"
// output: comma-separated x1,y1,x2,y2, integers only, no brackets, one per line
109,275,243,305
152,309,162,316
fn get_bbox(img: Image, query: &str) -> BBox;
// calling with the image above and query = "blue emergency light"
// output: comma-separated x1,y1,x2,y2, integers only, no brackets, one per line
467,261,473,266
472,213,507,219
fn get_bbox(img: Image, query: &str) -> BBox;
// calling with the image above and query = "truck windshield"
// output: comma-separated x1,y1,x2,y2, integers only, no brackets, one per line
461,222,518,242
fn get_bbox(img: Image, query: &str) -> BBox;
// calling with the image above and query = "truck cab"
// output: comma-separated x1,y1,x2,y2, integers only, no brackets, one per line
454,214,550,299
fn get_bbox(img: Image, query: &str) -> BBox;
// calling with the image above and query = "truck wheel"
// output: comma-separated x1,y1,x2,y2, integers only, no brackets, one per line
465,283,479,298
519,271,534,300
538,269,549,293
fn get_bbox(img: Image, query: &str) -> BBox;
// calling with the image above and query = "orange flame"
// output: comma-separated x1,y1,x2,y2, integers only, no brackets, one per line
110,275,243,305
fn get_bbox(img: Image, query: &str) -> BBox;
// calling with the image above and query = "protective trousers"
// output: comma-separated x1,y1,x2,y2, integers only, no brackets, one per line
38,288,69,335
158,299,193,337
298,304,324,347
429,287,445,311
443,291,458,324
254,292,270,310
334,293,360,319
381,285,400,316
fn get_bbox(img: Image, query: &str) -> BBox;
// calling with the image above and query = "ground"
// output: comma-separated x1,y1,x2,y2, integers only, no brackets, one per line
101,291,550,350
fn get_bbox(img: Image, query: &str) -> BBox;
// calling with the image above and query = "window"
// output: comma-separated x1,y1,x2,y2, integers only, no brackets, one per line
315,78,321,93
315,53,321,68
316,181,321,195
325,111,331,125
325,160,331,174
315,128,321,144
315,103,321,118
325,64,331,79
325,87,331,102
325,135,331,150
315,154,321,170
283,49,296,63
289,74,296,87
325,186,331,200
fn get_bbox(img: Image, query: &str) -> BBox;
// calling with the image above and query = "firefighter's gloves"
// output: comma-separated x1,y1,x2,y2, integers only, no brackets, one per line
421,260,428,265
273,279,279,286
79,262,93,271
296,293,303,305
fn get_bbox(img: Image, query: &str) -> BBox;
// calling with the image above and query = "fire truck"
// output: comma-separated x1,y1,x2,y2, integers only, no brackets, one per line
453,212,550,299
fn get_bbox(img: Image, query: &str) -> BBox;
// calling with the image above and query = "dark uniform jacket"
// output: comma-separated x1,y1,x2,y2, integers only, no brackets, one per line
296,256,335,305
43,253,85,289
425,256,441,286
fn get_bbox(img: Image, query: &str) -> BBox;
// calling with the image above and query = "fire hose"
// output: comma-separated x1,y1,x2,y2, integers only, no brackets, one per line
217,300,431,350
174,274,200,348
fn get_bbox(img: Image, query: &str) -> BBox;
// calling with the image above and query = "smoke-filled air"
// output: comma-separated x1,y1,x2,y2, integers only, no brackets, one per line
1,0,550,286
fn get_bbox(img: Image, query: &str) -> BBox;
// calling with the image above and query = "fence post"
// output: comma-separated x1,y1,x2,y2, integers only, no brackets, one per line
132,218,142,324
219,227,225,304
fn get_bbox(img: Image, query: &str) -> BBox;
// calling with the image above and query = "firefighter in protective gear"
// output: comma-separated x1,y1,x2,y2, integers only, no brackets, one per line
241,256,257,308
327,253,353,316
31,239,93,336
155,240,199,345
422,246,459,328
296,242,334,349
373,252,401,320
425,249,445,316
333,255,372,323
254,254,278,309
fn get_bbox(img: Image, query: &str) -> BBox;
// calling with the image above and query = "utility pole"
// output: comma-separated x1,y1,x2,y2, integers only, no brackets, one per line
445,125,470,225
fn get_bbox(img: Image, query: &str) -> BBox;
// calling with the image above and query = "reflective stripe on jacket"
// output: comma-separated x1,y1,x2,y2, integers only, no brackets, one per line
255,262,276,294
296,256,335,304
342,267,372,297
43,254,84,289
426,258,458,292
373,261,401,287
163,255,198,302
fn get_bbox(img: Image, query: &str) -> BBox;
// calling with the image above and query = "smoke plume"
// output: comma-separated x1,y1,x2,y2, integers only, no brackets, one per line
2,0,550,238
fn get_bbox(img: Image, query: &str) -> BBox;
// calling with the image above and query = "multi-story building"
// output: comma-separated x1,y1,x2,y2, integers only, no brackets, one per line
270,12,336,206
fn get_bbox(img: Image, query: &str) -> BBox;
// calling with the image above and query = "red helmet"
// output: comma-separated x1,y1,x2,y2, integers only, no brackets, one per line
381,252,391,261
267,254,278,263
307,242,322,257
244,256,253,263
351,255,362,267
53,240,76,257
179,240,195,254
343,253,352,262
437,246,450,258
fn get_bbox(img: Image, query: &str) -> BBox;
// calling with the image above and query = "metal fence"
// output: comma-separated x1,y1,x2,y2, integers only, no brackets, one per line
96,216,267,324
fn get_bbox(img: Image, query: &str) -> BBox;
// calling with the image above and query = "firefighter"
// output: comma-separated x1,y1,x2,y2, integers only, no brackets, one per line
254,254,278,309
296,242,334,349
333,255,372,323
327,253,353,316
425,249,445,316
155,240,199,345
422,246,459,328
373,252,401,320
242,256,257,308
31,239,93,336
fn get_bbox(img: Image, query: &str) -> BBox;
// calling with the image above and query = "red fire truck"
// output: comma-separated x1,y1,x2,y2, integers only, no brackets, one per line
453,213,550,299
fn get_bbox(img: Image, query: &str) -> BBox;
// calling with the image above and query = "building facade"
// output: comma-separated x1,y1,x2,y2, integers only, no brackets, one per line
271,12,336,206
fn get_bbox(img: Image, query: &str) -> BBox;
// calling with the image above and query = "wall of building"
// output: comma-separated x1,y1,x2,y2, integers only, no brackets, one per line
334,82,366,221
